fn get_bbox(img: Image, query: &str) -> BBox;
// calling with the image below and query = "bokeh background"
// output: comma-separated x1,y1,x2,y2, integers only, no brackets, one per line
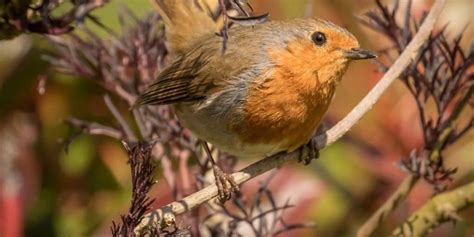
0,0,472,236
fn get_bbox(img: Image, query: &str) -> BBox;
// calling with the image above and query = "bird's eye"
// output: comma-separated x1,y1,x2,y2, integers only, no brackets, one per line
312,31,326,46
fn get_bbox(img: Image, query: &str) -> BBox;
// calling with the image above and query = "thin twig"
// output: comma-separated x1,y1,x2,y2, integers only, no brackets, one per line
66,117,122,139
132,108,151,139
104,94,137,142
133,0,447,234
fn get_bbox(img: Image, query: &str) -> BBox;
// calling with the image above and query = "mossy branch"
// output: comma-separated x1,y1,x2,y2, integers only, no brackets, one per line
391,182,474,237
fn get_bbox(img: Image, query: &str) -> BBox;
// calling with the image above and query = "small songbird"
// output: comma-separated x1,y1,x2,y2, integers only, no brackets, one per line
138,0,376,201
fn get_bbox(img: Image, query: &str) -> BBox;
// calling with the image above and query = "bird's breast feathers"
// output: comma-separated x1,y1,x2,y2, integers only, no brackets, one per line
229,39,340,152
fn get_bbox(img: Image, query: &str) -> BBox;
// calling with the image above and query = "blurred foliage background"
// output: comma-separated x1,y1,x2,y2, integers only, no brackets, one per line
0,0,472,236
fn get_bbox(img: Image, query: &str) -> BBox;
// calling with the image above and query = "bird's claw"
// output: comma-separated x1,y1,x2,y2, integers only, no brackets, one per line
298,139,320,165
212,165,239,203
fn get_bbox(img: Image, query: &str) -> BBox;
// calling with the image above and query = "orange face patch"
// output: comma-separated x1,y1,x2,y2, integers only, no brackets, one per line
230,37,348,151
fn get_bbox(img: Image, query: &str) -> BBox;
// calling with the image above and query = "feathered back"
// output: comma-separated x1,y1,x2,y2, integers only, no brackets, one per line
149,0,221,55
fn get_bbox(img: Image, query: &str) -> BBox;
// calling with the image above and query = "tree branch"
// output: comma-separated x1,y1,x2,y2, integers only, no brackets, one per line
134,0,447,234
391,182,474,237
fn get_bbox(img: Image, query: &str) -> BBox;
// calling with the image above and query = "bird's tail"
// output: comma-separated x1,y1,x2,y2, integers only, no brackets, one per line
149,0,222,54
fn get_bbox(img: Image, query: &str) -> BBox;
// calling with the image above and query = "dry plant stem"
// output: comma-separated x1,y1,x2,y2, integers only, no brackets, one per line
107,84,136,106
67,117,122,139
104,95,137,142
133,109,151,139
357,174,419,237
134,0,446,233
391,182,474,237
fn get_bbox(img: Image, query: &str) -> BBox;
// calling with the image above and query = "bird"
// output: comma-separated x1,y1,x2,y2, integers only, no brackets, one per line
137,0,376,201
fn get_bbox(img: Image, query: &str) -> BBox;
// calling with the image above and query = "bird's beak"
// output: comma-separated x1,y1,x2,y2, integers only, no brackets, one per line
344,48,377,60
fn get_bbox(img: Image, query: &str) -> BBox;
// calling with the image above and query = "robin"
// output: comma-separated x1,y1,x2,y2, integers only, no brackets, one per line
137,0,376,201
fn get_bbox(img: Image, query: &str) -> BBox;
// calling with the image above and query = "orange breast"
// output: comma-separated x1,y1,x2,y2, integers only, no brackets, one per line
230,39,337,151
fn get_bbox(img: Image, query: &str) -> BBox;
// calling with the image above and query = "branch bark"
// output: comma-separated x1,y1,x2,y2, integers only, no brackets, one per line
391,182,474,237
134,0,447,234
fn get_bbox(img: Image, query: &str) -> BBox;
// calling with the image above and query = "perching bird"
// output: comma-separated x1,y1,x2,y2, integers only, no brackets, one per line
137,0,376,201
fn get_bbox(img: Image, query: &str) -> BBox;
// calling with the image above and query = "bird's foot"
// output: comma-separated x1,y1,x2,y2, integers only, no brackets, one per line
212,165,239,203
298,139,320,165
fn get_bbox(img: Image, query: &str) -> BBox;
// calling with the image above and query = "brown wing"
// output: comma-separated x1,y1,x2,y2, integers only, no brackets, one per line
137,22,274,106
137,49,214,105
